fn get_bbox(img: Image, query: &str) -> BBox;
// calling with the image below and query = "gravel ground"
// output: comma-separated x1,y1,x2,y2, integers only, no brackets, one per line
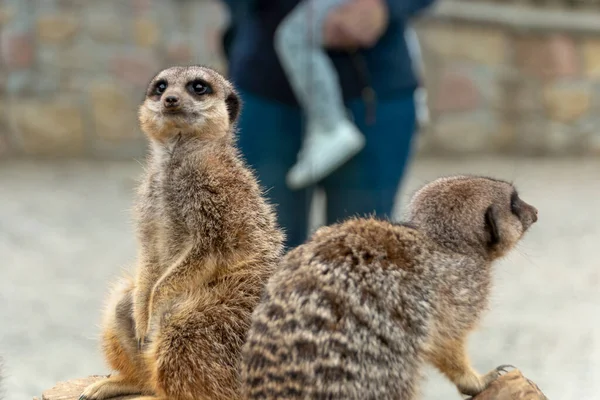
1,156,598,399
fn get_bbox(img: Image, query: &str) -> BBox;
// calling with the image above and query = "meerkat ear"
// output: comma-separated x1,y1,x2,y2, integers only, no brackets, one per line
225,88,241,125
485,205,500,247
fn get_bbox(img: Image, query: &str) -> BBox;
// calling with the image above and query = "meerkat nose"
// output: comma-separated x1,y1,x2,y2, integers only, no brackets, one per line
164,95,180,109
529,205,538,223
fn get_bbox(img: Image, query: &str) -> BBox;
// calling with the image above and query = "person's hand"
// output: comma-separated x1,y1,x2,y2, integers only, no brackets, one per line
322,6,360,50
338,0,389,47
323,0,389,49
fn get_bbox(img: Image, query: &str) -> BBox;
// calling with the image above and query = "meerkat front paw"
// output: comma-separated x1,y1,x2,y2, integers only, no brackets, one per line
133,308,149,350
135,323,151,351
135,292,160,350
457,364,516,397
134,321,148,350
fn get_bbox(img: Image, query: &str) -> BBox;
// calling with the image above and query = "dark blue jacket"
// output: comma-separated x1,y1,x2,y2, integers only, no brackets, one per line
222,0,436,106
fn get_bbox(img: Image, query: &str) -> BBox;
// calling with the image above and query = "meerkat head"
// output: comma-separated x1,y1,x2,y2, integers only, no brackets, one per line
138,65,241,144
407,176,538,261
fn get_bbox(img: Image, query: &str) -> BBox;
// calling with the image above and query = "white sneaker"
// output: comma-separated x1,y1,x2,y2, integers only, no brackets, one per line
286,120,365,190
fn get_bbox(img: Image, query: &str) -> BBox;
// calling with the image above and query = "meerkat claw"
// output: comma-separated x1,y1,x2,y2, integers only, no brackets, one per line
495,364,516,373
78,395,88,400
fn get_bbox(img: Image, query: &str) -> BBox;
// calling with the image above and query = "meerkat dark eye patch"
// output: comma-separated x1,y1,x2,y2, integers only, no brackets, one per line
187,79,213,95
485,205,500,247
510,190,520,217
152,80,168,96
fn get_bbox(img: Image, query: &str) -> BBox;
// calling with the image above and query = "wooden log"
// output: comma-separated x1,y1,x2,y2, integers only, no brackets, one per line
37,369,548,400
38,375,135,400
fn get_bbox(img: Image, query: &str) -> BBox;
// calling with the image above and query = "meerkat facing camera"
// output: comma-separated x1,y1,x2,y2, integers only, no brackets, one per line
241,176,538,399
80,65,284,400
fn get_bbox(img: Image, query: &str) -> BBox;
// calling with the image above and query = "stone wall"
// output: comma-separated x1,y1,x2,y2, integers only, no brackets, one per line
2,0,600,158
415,0,600,155
0,0,228,159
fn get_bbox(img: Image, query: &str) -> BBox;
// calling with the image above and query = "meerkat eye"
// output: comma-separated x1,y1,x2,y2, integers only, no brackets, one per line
188,80,212,95
153,80,167,96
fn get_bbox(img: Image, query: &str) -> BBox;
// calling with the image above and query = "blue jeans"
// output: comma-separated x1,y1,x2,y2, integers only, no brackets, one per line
236,89,417,249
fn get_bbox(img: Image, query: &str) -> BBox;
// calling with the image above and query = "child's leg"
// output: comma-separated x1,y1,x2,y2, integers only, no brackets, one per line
274,0,349,132
275,0,366,190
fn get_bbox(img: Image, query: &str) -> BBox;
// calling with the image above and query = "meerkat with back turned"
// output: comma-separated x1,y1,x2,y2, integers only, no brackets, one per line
241,175,538,399
80,65,284,400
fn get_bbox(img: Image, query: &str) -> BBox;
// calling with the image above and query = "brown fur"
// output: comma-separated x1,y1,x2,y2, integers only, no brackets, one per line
81,65,284,400
240,175,538,399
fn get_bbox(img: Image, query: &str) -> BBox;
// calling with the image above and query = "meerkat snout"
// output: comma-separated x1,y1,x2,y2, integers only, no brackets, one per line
163,95,180,110
510,190,538,232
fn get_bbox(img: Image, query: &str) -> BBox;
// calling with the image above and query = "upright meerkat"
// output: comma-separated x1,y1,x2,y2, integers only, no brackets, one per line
80,65,284,400
241,176,538,399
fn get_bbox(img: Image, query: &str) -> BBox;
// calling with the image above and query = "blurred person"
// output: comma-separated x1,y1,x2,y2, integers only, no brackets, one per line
220,0,436,249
